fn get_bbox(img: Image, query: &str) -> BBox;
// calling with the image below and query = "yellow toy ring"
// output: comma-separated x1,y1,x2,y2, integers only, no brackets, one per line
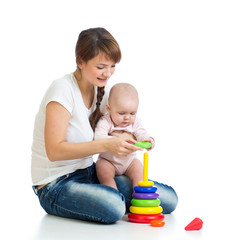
130,206,163,215
137,181,154,187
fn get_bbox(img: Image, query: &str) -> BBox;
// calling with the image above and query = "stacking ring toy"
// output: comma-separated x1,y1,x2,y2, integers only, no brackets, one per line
131,198,160,207
137,152,154,186
132,192,159,199
134,142,152,149
134,186,157,193
130,206,163,215
128,213,165,223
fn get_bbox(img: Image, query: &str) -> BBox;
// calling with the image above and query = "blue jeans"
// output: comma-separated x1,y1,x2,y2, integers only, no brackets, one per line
33,163,178,223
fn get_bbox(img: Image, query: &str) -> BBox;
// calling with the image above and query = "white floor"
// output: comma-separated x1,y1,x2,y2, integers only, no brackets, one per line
2,177,239,240
2,140,240,240
1,1,240,239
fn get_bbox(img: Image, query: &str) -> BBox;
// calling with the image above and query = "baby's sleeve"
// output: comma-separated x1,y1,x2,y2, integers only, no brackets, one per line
133,118,152,142
94,116,112,140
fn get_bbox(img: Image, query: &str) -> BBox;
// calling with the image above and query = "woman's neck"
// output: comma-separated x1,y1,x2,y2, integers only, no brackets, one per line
74,69,94,109
74,69,94,94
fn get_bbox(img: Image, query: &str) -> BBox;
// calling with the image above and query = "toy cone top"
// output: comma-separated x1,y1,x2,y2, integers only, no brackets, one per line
185,218,203,231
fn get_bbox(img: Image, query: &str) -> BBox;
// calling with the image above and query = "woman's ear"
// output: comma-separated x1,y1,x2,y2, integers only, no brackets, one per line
77,56,85,69
106,104,111,113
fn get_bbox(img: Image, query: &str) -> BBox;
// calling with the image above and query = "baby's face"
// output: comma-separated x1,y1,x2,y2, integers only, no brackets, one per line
107,97,138,127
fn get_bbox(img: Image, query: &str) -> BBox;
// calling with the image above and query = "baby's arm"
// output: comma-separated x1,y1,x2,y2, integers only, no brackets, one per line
133,118,155,150
94,117,112,140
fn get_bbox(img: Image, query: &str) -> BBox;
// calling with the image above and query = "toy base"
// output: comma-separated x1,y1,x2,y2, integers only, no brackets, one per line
128,213,165,223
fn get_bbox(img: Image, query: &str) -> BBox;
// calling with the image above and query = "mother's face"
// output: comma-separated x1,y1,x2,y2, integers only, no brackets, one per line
78,52,116,87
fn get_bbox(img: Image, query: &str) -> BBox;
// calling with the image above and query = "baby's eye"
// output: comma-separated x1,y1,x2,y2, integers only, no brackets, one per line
118,112,125,115
131,112,136,115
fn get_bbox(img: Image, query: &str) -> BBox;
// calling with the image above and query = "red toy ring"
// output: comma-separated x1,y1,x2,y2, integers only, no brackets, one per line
128,213,165,223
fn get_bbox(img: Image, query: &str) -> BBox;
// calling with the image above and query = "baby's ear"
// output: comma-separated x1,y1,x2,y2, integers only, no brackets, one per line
106,104,111,113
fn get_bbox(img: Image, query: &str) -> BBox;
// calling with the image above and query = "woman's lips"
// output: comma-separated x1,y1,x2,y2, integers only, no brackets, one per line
97,77,108,81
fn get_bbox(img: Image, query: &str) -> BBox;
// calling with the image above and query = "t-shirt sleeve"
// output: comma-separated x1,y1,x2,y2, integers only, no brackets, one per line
43,80,74,114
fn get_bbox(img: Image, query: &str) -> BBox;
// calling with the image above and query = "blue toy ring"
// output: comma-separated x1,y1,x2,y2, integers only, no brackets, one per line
134,186,157,193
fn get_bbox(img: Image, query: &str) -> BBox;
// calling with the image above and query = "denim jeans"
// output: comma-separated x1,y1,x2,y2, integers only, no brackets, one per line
33,163,178,223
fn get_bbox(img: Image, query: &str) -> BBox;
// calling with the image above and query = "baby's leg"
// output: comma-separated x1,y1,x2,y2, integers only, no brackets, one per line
96,159,118,189
125,158,143,189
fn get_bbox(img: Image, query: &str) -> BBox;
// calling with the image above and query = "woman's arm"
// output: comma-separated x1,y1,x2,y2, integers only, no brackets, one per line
45,101,141,161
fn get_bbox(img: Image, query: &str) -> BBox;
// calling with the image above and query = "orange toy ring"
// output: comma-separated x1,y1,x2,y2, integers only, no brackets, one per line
150,220,165,227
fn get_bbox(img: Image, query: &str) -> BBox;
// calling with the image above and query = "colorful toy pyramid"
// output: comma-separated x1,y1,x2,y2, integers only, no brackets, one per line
128,152,164,223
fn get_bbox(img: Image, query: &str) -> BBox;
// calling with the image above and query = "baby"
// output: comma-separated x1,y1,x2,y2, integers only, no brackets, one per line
94,83,155,189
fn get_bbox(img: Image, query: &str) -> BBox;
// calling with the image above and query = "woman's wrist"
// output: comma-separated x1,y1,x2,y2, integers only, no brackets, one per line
95,138,111,153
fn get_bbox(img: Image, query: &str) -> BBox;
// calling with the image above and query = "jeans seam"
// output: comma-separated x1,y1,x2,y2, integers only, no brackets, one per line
41,190,106,223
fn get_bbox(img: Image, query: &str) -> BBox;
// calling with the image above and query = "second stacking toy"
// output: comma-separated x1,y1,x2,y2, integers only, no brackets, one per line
128,152,164,223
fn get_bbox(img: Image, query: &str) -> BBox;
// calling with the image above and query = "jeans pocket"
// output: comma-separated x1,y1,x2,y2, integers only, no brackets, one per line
45,174,70,199
38,174,70,214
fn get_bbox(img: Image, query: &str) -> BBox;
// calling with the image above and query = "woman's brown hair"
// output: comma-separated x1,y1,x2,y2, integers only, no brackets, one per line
75,27,121,130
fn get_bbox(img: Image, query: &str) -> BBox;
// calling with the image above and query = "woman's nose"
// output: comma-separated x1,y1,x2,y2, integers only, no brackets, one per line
103,68,112,78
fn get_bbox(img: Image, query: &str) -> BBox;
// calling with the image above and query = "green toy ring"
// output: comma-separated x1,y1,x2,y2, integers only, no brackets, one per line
134,142,152,149
131,198,161,207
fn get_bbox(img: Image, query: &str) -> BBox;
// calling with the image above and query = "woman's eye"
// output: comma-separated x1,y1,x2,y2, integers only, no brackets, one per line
97,66,103,70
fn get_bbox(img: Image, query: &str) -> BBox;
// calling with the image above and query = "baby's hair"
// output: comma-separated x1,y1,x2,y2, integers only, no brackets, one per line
108,83,139,105
74,27,121,130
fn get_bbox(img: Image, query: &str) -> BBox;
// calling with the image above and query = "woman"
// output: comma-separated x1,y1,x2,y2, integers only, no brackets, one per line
31,27,178,223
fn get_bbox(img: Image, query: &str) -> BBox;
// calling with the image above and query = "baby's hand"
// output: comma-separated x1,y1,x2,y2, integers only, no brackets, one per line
142,137,155,150
110,130,137,143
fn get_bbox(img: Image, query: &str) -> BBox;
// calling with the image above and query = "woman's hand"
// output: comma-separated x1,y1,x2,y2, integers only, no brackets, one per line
104,135,142,157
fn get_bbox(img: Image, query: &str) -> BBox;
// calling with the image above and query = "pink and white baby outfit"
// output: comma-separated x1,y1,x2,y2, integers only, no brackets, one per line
94,114,152,175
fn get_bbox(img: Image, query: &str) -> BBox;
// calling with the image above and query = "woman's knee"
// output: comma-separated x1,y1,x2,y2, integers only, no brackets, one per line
153,182,178,214
99,186,126,223
68,183,126,223
103,198,126,223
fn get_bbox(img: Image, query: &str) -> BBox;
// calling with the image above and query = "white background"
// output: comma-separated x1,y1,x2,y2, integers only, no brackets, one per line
0,0,239,239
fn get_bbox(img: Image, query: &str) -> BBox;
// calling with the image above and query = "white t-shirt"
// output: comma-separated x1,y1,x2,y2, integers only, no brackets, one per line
31,73,109,186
